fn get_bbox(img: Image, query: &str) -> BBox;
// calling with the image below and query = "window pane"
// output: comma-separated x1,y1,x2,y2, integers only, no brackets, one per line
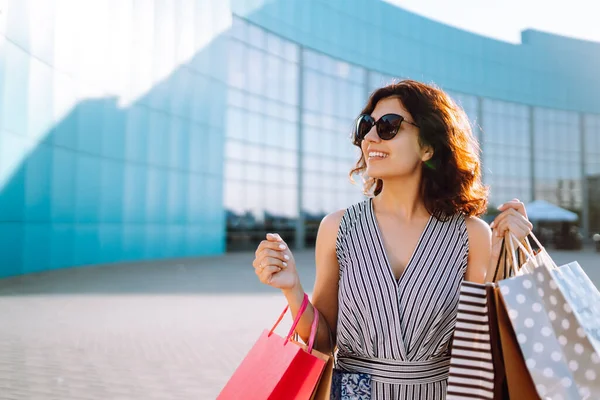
533,107,581,210
482,98,532,207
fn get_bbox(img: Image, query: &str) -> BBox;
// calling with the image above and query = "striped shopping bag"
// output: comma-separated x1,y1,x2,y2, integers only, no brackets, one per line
446,282,499,400
446,237,519,400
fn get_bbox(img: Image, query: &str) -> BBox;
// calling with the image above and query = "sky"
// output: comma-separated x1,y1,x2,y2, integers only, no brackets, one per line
385,0,600,44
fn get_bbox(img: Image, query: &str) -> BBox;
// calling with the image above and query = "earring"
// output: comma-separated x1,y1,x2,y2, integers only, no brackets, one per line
423,159,436,170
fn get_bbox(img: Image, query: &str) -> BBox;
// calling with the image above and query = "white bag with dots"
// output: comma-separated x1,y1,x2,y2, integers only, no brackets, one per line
498,261,600,399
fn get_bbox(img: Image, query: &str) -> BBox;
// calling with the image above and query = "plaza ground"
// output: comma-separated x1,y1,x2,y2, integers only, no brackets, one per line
1,247,598,399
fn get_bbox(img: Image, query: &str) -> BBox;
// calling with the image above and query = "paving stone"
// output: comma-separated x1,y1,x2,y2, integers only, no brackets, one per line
0,248,598,399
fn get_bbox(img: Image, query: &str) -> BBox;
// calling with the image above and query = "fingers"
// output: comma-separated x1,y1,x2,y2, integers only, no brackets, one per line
256,265,281,284
492,211,533,238
253,256,287,271
255,264,281,276
266,233,284,243
491,208,519,226
496,212,532,234
252,233,292,281
490,207,530,229
498,218,531,239
259,266,281,285
497,199,528,218
255,239,288,257
255,247,289,264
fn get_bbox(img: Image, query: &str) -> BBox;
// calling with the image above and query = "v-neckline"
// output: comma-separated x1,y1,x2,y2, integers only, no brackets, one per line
369,198,433,287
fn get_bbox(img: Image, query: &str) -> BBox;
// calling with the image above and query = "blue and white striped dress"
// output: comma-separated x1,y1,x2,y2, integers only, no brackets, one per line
335,198,469,399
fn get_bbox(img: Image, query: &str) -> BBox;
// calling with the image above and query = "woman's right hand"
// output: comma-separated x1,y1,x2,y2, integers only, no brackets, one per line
253,233,300,290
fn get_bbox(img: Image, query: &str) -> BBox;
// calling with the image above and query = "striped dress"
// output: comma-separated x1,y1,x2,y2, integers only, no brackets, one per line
335,198,469,399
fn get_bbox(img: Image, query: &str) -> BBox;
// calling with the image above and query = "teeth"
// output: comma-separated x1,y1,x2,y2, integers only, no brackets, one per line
368,152,388,158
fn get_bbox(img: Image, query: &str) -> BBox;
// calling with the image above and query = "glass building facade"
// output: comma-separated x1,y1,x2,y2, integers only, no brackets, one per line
1,0,599,277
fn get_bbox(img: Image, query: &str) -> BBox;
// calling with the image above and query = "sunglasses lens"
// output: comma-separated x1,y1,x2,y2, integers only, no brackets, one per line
377,114,402,140
356,115,373,142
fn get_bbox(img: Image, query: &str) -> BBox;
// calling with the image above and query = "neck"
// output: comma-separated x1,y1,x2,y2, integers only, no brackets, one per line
373,173,428,221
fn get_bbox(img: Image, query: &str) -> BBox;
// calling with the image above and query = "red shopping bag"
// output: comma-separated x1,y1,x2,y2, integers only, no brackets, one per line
217,294,329,400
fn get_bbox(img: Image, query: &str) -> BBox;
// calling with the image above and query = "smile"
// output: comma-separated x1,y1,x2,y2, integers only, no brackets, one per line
368,151,389,160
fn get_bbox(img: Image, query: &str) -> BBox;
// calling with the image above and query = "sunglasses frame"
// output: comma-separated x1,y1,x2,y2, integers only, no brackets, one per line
354,113,419,143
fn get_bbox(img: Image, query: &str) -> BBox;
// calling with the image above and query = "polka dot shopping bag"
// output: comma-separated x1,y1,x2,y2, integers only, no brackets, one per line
497,233,600,399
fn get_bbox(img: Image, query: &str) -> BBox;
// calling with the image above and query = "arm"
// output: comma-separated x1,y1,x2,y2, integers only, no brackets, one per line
281,210,344,353
464,216,493,284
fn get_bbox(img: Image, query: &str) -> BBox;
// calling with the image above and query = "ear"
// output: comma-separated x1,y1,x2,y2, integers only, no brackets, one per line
421,145,434,162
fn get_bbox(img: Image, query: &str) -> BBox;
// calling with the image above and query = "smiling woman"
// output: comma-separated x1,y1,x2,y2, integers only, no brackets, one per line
252,79,533,399
351,80,488,221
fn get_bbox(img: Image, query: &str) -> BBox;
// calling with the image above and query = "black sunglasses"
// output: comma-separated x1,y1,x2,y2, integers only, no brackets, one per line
354,113,419,143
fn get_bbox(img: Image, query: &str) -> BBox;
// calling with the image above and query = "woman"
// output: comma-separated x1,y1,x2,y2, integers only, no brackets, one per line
252,80,532,398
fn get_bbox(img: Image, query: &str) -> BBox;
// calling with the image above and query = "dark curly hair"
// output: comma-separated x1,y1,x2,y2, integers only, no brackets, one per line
350,79,488,218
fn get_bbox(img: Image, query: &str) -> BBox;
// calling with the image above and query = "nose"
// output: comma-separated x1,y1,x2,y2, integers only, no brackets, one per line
363,125,380,143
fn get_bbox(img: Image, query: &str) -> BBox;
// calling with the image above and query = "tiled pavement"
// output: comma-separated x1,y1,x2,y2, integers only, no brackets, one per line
1,248,599,399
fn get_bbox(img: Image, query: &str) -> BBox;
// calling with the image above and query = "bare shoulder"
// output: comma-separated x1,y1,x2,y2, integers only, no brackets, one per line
314,209,346,267
318,209,346,239
464,216,492,283
314,209,345,255
465,215,492,242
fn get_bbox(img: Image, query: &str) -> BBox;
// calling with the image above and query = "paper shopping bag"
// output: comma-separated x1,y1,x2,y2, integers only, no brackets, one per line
529,264,599,397
446,281,497,400
218,294,329,400
549,261,600,349
292,326,334,400
493,285,539,399
447,235,524,400
497,264,600,399
500,233,600,398
311,351,333,400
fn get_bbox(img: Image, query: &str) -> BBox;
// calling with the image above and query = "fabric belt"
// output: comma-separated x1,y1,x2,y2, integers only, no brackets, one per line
337,354,451,385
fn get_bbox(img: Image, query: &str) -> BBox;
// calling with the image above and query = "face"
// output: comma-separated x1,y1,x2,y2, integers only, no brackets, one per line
360,97,432,180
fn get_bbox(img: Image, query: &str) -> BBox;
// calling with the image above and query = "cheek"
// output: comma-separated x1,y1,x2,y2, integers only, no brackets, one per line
392,137,422,159
360,142,368,157
410,136,424,154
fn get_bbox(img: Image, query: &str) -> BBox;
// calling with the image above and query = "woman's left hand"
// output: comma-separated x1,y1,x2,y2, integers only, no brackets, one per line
490,198,533,242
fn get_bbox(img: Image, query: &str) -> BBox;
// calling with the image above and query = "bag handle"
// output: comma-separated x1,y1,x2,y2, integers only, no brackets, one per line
284,293,310,342
307,308,319,353
526,232,558,269
291,308,321,353
526,231,545,253
490,236,506,282
505,233,521,276
506,231,547,261
319,309,337,368
268,293,321,353
507,232,540,273
269,293,308,337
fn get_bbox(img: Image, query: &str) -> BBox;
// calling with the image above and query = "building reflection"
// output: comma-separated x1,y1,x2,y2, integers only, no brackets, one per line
224,16,600,251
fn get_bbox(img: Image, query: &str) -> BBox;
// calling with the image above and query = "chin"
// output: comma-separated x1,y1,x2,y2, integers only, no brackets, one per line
365,167,386,179
367,164,415,180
